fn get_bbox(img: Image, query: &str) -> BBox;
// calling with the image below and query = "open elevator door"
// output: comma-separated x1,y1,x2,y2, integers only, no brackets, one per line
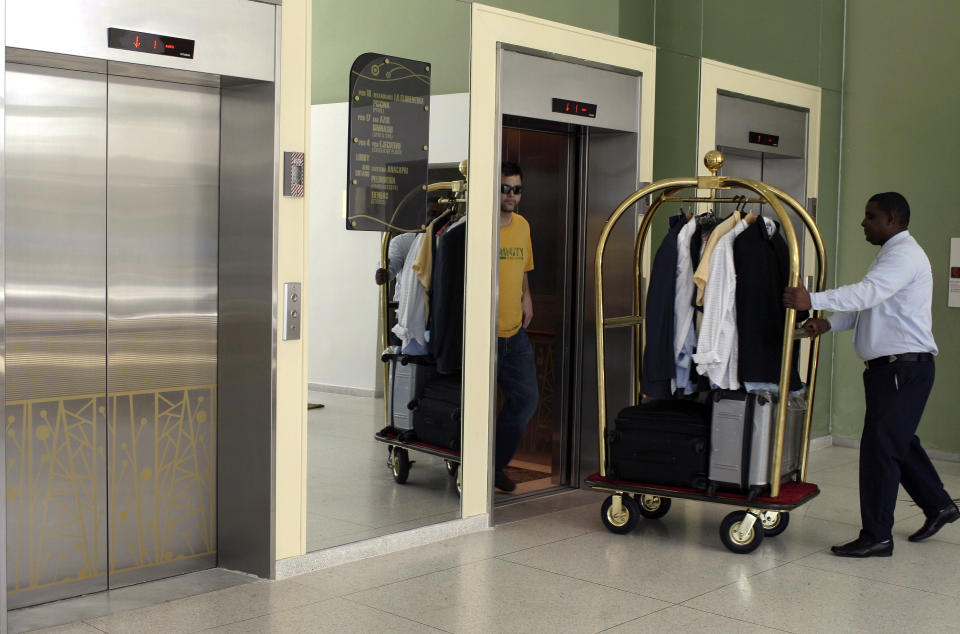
497,49,643,501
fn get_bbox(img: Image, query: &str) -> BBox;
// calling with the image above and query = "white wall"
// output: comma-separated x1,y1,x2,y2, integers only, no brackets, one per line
308,93,470,393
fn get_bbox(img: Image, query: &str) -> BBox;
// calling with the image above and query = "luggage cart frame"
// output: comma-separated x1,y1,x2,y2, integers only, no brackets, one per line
587,151,827,553
375,164,468,495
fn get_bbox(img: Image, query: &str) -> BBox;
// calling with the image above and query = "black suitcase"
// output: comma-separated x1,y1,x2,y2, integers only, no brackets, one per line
411,374,461,451
607,400,711,489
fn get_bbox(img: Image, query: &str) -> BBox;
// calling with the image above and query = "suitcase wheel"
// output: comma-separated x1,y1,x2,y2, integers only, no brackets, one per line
600,494,640,535
760,511,789,537
636,494,671,520
445,460,459,478
719,510,764,554
391,448,412,484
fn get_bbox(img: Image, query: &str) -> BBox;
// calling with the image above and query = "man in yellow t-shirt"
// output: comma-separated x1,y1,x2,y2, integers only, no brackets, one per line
494,162,539,492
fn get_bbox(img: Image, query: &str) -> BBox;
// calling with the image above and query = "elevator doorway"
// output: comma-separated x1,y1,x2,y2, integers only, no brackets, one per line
498,114,640,501
5,60,219,608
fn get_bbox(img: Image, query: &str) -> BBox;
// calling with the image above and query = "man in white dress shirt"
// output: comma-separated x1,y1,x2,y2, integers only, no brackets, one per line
784,192,957,558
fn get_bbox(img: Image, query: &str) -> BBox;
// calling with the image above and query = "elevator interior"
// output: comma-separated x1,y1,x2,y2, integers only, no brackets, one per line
496,49,643,502
3,44,278,609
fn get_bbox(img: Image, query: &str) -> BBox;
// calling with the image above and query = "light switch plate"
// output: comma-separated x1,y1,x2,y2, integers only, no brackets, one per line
283,282,301,341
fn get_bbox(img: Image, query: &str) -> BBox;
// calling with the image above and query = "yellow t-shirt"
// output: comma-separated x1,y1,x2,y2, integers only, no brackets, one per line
498,213,534,338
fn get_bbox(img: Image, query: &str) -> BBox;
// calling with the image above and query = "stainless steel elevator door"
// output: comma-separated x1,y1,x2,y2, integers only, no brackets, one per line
5,64,109,608
106,75,220,587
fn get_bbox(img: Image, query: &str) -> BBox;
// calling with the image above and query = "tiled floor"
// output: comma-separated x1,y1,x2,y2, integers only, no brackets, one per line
306,389,461,552
17,445,960,633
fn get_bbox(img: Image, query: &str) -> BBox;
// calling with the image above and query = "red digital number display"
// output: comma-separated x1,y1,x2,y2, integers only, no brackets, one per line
552,98,597,119
108,28,195,59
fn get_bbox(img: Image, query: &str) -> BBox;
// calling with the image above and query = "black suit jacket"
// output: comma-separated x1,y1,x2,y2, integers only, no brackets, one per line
642,216,687,398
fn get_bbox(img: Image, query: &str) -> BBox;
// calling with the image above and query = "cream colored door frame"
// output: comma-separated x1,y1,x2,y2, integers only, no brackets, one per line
696,58,821,378
463,4,656,518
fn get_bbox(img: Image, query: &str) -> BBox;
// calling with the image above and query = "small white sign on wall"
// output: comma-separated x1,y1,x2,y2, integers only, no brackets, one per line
950,238,960,308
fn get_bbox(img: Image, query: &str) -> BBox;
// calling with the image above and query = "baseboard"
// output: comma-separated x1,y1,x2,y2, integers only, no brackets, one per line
826,435,959,463
808,434,833,452
307,382,378,398
274,513,491,580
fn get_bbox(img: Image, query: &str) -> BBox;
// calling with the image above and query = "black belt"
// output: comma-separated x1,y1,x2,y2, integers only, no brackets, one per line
865,352,934,369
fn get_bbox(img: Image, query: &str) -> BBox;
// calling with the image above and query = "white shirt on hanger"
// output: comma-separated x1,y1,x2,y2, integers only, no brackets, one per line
812,230,938,361
693,218,749,389
391,233,428,348
674,217,698,393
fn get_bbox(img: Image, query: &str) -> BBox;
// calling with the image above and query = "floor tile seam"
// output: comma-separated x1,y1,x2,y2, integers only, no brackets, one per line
673,561,789,606
592,602,678,633
790,559,960,600
338,593,454,633
489,556,673,604
482,527,597,558
77,620,110,633
678,604,798,633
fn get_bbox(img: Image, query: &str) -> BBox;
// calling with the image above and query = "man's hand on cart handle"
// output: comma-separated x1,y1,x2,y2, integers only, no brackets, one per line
801,318,831,338
375,268,389,285
783,285,812,311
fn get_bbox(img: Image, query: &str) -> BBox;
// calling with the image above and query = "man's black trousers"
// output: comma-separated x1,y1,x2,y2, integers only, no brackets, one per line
860,359,951,541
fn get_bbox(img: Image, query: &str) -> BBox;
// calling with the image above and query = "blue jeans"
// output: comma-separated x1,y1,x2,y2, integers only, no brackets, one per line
495,328,539,472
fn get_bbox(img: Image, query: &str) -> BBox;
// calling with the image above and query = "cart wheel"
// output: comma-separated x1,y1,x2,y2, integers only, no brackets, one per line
636,494,671,520
385,446,394,469
760,511,790,537
719,510,764,554
455,466,462,497
391,448,411,484
446,460,459,478
601,494,640,534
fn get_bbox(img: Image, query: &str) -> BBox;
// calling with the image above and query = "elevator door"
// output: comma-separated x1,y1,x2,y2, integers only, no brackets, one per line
5,63,219,608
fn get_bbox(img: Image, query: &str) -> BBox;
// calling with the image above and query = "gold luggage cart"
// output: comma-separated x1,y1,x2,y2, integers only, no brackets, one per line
374,166,467,495
585,151,825,553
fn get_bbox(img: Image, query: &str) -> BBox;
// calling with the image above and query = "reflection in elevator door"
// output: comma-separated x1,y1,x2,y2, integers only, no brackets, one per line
5,64,219,608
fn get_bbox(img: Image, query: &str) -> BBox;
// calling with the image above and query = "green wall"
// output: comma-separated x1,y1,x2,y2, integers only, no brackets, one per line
832,0,960,453
311,0,621,105
618,0,845,438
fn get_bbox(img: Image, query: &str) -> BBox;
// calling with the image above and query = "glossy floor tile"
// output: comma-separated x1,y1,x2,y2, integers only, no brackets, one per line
19,445,960,633
306,390,461,552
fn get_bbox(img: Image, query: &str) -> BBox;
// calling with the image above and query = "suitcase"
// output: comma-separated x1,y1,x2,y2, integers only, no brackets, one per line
388,358,436,431
607,400,711,489
708,389,806,499
411,374,461,450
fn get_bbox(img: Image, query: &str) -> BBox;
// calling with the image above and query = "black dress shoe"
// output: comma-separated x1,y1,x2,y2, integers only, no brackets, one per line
908,502,960,542
831,536,893,558
494,470,516,492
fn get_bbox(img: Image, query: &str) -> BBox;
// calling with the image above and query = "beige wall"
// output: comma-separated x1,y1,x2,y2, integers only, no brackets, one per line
275,0,311,561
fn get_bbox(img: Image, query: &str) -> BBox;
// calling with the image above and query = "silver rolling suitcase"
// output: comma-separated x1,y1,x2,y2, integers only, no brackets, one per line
388,359,435,430
708,389,805,500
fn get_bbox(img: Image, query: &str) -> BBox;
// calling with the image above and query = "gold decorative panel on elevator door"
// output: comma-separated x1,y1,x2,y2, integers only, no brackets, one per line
107,387,216,581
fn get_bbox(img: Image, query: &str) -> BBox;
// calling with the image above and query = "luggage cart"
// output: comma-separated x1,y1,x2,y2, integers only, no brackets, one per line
586,151,826,553
375,164,468,495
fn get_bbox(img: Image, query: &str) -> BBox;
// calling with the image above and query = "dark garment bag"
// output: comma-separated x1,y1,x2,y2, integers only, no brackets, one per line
411,374,462,451
607,400,711,489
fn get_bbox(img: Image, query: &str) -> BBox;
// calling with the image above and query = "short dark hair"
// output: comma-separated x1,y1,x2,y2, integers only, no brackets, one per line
501,161,523,180
868,192,910,228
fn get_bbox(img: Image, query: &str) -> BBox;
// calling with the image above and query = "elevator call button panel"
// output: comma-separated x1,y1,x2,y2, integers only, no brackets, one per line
108,28,195,59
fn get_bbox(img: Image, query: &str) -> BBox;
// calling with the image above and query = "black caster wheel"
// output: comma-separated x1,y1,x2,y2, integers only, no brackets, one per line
760,511,790,537
600,494,640,534
446,460,459,478
719,510,764,554
391,448,411,484
636,494,671,519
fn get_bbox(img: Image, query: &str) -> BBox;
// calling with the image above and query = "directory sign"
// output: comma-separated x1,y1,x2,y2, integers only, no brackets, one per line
347,53,431,232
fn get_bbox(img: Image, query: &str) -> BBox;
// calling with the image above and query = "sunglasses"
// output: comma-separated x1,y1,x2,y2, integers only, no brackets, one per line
500,184,523,195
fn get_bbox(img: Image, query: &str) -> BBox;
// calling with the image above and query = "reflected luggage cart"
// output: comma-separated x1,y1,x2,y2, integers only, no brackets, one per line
373,165,468,496
586,151,825,553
